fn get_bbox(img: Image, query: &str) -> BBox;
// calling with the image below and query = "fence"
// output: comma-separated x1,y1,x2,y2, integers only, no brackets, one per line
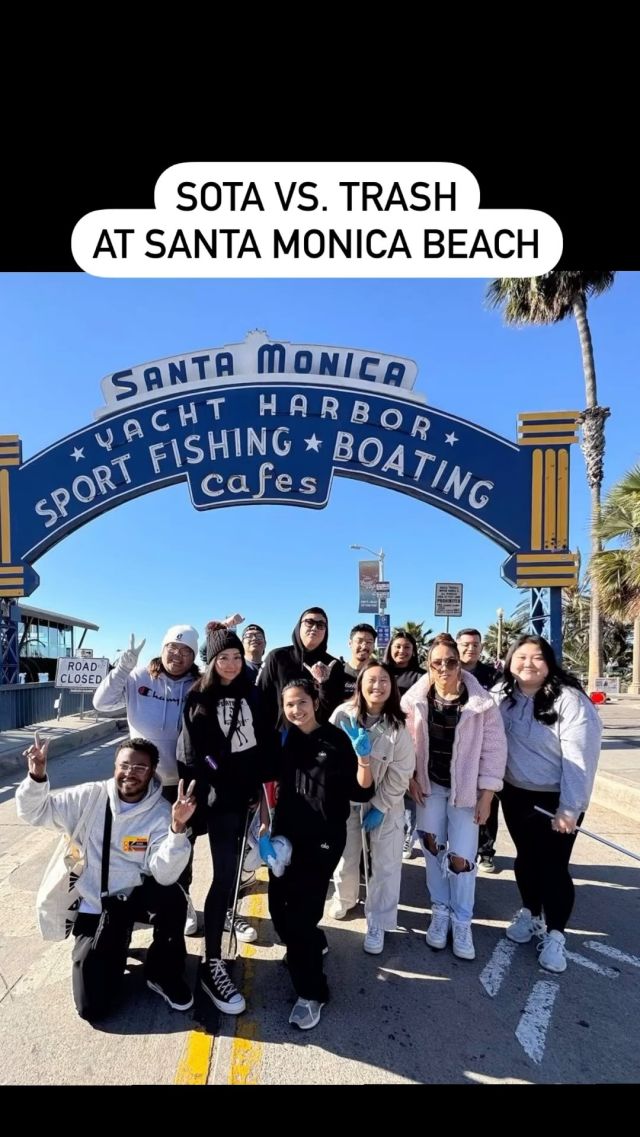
0,682,60,731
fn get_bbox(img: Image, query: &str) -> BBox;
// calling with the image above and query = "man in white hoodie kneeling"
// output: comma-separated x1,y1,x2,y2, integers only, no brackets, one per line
15,734,196,1024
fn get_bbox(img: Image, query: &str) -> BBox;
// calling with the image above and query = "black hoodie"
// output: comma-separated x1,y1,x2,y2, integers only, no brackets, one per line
257,607,345,729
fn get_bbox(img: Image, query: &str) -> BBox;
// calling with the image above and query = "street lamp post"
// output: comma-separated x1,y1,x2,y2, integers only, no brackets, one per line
496,607,505,661
350,544,387,636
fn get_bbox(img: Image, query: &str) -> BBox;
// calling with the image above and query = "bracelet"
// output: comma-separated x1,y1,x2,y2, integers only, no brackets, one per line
357,759,371,767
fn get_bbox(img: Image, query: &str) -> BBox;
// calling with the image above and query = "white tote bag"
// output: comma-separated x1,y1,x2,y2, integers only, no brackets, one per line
35,784,104,941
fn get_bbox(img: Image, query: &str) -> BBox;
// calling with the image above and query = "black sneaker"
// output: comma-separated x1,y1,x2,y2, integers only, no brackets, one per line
479,855,496,873
147,977,194,1011
201,958,246,1015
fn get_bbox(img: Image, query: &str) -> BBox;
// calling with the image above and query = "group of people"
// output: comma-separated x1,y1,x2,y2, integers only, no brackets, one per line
15,610,602,1033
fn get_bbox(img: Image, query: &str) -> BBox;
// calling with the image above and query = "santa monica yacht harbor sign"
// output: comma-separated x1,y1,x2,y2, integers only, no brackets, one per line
0,331,579,599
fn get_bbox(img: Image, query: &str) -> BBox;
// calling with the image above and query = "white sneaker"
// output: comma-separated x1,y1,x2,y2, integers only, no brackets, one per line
184,893,199,937
452,919,475,960
224,910,257,943
329,900,351,920
505,907,546,944
289,998,325,1030
537,930,567,973
425,908,450,949
363,924,385,954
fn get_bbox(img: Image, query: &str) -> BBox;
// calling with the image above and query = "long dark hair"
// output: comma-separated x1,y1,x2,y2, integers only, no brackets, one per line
502,635,585,724
353,661,406,729
191,653,252,697
384,631,421,671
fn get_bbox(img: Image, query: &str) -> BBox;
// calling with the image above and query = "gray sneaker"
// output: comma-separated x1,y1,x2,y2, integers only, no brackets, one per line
288,998,325,1030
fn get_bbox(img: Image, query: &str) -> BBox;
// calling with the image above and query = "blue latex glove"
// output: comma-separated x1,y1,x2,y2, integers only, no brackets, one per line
362,806,384,832
259,834,277,863
340,719,372,758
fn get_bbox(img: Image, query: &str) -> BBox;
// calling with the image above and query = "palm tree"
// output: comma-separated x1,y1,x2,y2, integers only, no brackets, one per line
591,464,640,693
486,271,615,689
483,615,527,662
391,620,433,665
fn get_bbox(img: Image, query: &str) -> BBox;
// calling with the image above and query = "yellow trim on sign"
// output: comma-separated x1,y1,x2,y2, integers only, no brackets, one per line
517,553,576,564
517,576,578,588
519,423,578,435
518,411,579,421
174,1028,214,1085
530,449,543,550
0,470,11,562
519,435,579,446
544,450,557,549
556,449,569,548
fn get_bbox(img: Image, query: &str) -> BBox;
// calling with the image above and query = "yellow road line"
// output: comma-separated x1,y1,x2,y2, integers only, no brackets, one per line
174,1027,214,1085
229,874,268,1085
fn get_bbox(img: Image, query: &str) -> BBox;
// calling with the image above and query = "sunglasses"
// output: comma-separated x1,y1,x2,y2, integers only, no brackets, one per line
430,658,459,670
302,618,327,629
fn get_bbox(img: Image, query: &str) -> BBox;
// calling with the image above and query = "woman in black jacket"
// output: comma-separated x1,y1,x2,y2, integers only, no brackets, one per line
178,624,272,1017
259,676,373,1031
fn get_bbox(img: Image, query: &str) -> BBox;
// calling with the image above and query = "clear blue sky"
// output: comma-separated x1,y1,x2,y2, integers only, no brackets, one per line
3,273,639,664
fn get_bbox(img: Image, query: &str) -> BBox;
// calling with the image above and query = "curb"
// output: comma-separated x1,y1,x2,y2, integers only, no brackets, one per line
0,720,123,777
591,771,640,824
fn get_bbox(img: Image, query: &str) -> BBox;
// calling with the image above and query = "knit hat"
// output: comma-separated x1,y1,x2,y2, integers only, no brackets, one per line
242,623,266,639
206,622,245,665
161,624,199,657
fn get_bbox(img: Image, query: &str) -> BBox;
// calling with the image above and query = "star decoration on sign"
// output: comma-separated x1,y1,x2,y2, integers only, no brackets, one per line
304,434,322,452
70,447,85,461
444,432,459,446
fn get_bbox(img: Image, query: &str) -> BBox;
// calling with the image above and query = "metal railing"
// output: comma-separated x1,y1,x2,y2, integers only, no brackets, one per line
0,682,59,731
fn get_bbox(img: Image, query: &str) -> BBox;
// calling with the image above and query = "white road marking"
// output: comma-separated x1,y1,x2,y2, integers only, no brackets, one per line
565,951,619,978
584,941,640,969
479,939,517,997
515,980,560,1064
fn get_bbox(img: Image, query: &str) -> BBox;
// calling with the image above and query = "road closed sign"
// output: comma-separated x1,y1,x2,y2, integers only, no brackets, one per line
55,657,110,689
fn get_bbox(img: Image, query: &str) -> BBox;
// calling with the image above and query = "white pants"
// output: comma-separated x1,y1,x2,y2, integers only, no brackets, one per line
416,783,478,923
333,802,405,930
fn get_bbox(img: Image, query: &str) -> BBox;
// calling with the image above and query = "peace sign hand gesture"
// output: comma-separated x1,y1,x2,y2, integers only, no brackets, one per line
23,731,49,780
171,779,197,833
340,718,372,758
119,633,146,673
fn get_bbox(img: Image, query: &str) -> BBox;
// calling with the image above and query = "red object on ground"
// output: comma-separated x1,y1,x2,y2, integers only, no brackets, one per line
589,691,607,705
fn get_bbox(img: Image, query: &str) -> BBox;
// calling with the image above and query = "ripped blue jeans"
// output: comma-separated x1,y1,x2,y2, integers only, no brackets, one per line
416,783,478,923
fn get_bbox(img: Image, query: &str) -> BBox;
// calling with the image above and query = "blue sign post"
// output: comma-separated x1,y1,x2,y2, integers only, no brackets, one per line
0,334,579,682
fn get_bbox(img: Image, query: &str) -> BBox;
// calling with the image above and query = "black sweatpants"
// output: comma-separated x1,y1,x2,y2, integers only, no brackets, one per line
500,782,583,933
71,875,187,1022
268,828,344,1004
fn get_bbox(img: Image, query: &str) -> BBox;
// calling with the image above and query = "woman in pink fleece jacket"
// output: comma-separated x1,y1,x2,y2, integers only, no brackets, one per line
401,635,507,962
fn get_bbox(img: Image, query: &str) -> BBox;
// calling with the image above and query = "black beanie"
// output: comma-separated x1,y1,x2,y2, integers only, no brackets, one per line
206,625,245,665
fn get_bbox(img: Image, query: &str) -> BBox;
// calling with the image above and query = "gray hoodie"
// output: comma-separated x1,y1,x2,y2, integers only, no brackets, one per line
15,774,190,915
93,663,196,785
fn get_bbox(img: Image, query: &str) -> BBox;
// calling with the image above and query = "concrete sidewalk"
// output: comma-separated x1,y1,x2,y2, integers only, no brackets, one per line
0,713,123,775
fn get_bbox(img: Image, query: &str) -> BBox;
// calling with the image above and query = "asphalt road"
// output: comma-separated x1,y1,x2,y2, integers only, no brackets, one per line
1,737,639,1085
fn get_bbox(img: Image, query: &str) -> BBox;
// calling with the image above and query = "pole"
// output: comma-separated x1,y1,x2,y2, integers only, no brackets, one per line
533,806,640,863
445,616,450,634
549,587,563,662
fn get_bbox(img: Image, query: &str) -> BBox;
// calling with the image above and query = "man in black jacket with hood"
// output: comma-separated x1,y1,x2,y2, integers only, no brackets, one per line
257,607,345,730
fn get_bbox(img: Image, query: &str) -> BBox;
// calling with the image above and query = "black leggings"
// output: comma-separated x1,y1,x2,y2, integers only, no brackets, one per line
500,782,583,933
204,807,247,959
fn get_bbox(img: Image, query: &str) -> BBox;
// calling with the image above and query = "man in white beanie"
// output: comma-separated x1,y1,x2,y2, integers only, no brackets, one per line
93,625,201,934
94,625,200,789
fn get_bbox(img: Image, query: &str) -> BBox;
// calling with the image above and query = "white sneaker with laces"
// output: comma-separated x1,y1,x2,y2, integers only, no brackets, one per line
224,910,258,943
452,919,475,960
505,907,546,944
402,834,414,860
425,907,450,949
363,924,385,954
537,930,567,973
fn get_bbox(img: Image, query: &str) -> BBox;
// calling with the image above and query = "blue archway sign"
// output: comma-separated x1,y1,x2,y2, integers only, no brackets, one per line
0,333,579,679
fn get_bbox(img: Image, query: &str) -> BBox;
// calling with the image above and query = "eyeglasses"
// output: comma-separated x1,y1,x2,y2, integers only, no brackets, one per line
430,658,459,670
117,762,151,774
164,644,192,656
302,618,327,629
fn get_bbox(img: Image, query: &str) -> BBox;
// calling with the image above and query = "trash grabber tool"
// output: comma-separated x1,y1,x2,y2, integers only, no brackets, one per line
534,806,640,863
